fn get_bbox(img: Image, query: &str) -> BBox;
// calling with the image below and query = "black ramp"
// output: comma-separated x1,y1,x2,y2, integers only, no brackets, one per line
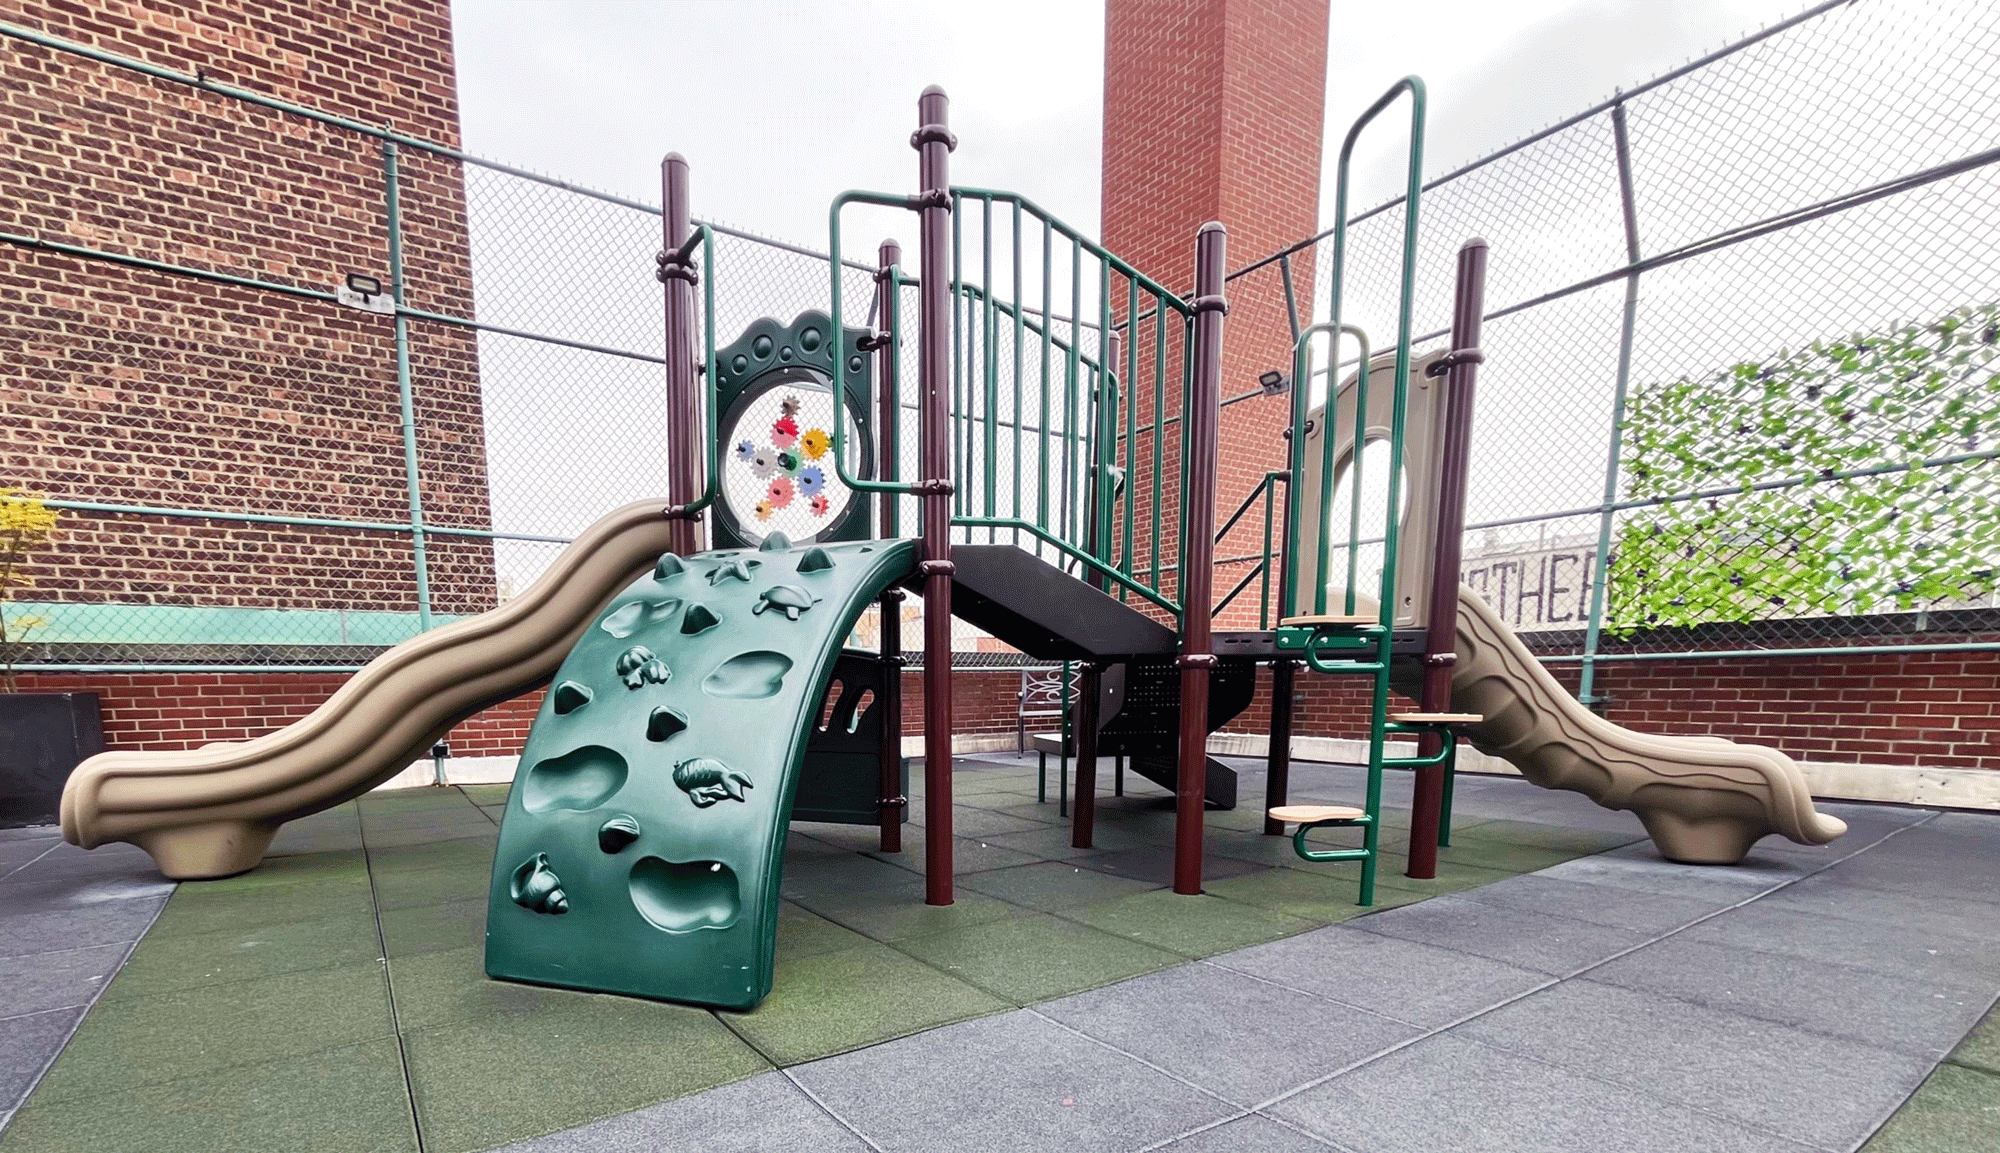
916,544,1179,660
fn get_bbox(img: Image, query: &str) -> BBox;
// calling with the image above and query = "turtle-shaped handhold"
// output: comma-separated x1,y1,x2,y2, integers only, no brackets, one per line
752,584,823,621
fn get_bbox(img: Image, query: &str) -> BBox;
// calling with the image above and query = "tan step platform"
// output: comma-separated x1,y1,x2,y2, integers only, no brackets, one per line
1280,614,1375,627
1390,712,1484,724
1267,804,1367,824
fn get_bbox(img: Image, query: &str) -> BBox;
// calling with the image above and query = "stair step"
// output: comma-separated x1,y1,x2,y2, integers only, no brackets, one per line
1268,804,1366,824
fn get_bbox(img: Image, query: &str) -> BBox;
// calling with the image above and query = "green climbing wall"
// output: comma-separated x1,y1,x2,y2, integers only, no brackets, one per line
485,536,919,1009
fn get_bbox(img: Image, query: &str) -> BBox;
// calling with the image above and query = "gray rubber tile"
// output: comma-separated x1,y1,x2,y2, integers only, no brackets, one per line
481,1070,870,1152
1753,872,2000,945
1452,873,1724,934
0,826,61,843
0,944,126,1016
790,1010,1234,1152
0,841,54,878
1455,979,1933,1151
1751,805,1934,857
1158,1114,1342,1151
1534,851,1808,903
1069,848,1269,886
1213,926,1549,1028
0,898,167,960
1586,936,1992,1058
0,844,161,889
1676,902,2000,990
0,874,175,918
1349,895,1651,976
0,1008,83,1110
1269,1033,1820,1153
1819,843,2000,906
1037,962,1420,1106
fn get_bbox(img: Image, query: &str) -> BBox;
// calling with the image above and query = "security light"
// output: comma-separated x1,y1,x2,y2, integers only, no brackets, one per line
1259,369,1290,395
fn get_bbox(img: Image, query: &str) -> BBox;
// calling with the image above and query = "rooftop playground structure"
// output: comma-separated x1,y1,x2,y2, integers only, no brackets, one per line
60,83,1845,1010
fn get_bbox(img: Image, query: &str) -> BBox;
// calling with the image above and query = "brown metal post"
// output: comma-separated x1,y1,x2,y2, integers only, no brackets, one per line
1070,663,1102,848
1406,237,1488,879
915,87,957,905
875,239,906,854
1263,659,1297,835
1174,222,1226,895
659,153,703,557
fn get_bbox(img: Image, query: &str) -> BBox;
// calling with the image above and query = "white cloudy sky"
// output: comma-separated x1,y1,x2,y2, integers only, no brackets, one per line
450,0,1813,265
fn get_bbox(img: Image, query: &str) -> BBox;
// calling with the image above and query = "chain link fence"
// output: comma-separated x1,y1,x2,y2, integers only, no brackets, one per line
6,0,1996,681
1226,0,2000,691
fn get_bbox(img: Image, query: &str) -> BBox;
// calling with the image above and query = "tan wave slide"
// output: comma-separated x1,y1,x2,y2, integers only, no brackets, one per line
1419,585,1848,863
62,500,681,880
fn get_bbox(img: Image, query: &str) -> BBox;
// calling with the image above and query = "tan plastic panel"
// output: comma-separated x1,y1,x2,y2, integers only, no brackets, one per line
61,499,682,879
1432,585,1848,863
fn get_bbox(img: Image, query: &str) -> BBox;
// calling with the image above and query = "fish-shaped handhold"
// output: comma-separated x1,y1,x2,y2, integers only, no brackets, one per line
510,853,569,914
615,645,671,690
672,758,754,808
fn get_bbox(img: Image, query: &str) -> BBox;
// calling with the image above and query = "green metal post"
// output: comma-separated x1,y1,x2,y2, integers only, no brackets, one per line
382,142,433,633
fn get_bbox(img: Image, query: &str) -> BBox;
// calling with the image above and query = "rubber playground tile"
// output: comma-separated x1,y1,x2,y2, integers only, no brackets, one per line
103,910,384,1000
0,843,164,889
145,873,373,937
790,1009,1235,1153
0,1037,417,1153
943,806,1059,839
777,850,930,901
179,847,368,892
1200,866,1420,922
1451,873,1724,935
891,912,1182,1004
718,940,1007,1066
0,898,167,960
973,823,1117,861
456,783,511,805
1949,1004,2000,1075
792,882,1028,943
1352,895,1650,976
29,959,394,1104
385,947,604,1031
1676,901,2000,989
359,821,501,850
0,1008,82,1109
264,824,370,858
773,900,873,962
366,860,492,911
1270,1033,1819,1153
0,872,176,918
1425,837,1590,875
864,833,1045,876
378,896,488,958
1157,1114,1343,1152
1455,979,1934,1151
363,834,498,874
1755,871,2000,945
1057,890,1318,958
0,840,54,877
1215,927,1550,1029
480,1069,873,1153
1533,850,1805,902
1371,859,1524,898
1039,961,1422,1106
1069,847,1270,886
1584,937,1993,1059
1859,1063,2000,1152
404,994,768,1153
0,944,125,1017
956,859,1164,912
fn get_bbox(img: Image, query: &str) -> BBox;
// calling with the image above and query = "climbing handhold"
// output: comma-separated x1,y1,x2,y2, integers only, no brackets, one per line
673,758,755,808
615,646,671,689
654,553,686,580
707,556,759,585
759,532,793,552
646,706,688,742
681,603,721,635
753,584,823,621
598,815,642,854
796,547,834,573
601,597,681,638
510,853,570,914
552,681,593,715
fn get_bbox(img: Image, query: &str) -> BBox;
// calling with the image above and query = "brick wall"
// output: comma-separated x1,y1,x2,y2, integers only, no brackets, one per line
1,0,494,620
1101,0,1326,624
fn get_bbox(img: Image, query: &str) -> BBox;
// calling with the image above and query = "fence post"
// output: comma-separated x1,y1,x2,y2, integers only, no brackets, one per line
1579,97,1645,707
1175,221,1227,896
382,141,433,634
915,86,958,906
659,153,703,557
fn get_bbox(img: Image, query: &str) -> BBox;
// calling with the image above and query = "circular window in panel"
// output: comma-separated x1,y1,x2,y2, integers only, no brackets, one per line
716,368,869,547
